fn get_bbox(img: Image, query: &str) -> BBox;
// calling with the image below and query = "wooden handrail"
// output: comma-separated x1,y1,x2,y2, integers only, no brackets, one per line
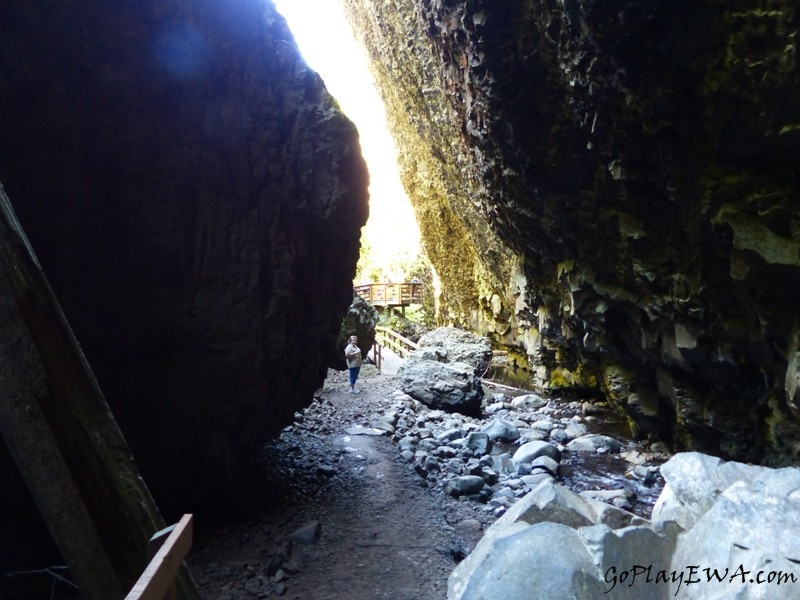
125,514,193,600
375,326,419,359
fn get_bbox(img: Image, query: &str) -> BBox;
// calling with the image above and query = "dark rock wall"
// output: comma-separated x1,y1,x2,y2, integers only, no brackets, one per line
343,0,800,463
0,0,368,510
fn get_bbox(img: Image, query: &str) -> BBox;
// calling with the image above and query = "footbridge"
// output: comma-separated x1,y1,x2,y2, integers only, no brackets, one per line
354,281,423,310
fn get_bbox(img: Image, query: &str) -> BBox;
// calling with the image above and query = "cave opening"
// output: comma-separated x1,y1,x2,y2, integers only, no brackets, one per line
274,0,422,284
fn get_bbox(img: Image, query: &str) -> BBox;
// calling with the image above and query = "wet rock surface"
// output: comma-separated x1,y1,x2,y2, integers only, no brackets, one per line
189,367,667,599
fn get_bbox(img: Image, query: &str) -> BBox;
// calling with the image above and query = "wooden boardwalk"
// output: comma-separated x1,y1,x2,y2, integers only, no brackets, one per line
354,282,423,308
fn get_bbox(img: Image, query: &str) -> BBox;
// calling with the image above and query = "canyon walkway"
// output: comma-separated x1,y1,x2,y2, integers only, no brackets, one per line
188,367,486,600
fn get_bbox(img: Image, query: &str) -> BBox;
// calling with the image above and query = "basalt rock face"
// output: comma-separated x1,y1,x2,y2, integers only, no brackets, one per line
0,0,368,510
343,0,800,464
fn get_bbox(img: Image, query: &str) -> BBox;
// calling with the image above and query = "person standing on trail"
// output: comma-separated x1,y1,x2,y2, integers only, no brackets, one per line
344,335,363,394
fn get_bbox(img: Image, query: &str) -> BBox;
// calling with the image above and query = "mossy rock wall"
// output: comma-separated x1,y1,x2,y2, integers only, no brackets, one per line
344,0,800,464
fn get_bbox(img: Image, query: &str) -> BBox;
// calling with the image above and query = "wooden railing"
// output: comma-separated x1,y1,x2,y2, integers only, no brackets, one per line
125,515,193,600
370,343,382,370
375,326,419,359
354,282,423,307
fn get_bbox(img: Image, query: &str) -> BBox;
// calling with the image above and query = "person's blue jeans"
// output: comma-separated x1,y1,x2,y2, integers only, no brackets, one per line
349,366,360,387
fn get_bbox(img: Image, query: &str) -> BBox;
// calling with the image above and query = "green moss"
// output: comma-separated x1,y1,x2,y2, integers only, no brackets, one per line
545,362,598,392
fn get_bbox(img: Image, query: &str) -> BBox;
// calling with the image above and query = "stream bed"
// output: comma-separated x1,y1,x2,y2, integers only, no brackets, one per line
481,381,668,520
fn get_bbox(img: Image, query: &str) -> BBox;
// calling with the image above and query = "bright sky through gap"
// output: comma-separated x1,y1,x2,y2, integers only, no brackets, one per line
273,0,421,281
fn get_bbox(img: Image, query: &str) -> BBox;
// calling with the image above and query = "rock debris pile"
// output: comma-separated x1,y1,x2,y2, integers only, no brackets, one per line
191,343,800,600
386,327,665,518
374,388,663,518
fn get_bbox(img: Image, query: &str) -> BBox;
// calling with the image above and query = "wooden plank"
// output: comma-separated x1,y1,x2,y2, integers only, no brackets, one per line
0,185,200,600
125,515,194,600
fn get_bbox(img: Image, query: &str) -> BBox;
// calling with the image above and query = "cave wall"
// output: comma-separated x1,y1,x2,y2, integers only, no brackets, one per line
343,0,800,464
0,0,368,510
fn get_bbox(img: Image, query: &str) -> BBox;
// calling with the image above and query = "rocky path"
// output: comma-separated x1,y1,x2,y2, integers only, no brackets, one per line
188,368,487,599
188,360,799,600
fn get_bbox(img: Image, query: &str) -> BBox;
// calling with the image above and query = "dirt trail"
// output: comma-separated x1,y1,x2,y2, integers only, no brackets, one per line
188,368,485,600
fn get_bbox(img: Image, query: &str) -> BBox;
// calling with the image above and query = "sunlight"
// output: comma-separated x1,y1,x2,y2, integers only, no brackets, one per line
273,0,421,282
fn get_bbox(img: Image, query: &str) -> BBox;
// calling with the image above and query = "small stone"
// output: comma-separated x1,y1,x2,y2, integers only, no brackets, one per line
532,419,555,432
521,472,552,486
271,568,286,583
481,419,520,443
266,552,284,577
433,445,457,458
465,431,491,456
529,455,560,475
459,518,483,532
566,434,623,453
436,427,465,441
316,464,336,477
510,393,547,409
512,440,562,464
445,475,485,497
289,520,321,545
564,422,588,439
649,441,670,454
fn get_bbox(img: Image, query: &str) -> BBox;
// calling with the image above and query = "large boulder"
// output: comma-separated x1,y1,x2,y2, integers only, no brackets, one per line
410,327,493,373
450,522,607,600
448,479,671,600
398,327,490,416
449,454,800,600
651,452,765,530
667,471,800,600
0,0,368,511
398,360,484,417
652,453,800,600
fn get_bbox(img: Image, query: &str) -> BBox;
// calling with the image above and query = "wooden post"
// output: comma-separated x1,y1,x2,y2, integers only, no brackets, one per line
0,185,200,600
371,343,382,370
